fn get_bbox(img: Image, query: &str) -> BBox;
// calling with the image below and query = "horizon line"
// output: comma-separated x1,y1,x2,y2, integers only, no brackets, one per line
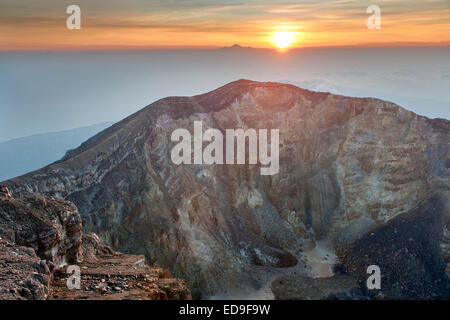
1,41,450,52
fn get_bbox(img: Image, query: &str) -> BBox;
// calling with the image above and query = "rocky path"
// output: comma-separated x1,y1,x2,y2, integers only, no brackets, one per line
49,239,191,300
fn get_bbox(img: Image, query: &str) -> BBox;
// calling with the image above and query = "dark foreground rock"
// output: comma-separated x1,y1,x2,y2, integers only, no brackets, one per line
0,187,191,300
338,195,450,300
0,238,51,300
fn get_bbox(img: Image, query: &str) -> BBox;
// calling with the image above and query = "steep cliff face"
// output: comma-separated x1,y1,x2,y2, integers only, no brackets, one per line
3,80,449,298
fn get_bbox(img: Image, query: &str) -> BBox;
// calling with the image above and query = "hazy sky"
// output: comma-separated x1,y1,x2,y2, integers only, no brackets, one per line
0,0,449,49
0,1,449,142
1,46,449,142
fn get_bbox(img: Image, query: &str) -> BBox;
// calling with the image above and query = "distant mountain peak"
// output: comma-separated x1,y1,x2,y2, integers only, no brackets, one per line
221,44,253,49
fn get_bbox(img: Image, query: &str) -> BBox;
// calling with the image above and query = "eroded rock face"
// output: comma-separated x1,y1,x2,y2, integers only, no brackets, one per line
3,80,449,297
0,189,81,299
0,188,82,267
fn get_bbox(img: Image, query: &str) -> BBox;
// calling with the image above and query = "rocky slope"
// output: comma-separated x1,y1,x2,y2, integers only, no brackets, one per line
337,195,449,299
3,80,449,298
0,186,191,300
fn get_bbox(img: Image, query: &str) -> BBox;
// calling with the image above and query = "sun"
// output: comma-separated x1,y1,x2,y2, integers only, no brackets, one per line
272,31,295,49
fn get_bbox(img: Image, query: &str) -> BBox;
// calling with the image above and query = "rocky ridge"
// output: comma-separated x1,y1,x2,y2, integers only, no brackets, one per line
3,80,449,298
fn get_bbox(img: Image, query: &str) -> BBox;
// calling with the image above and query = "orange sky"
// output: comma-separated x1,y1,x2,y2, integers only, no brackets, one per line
1,0,449,50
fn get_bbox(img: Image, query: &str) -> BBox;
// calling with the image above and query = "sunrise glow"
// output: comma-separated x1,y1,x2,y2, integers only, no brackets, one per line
0,1,449,50
272,31,296,49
